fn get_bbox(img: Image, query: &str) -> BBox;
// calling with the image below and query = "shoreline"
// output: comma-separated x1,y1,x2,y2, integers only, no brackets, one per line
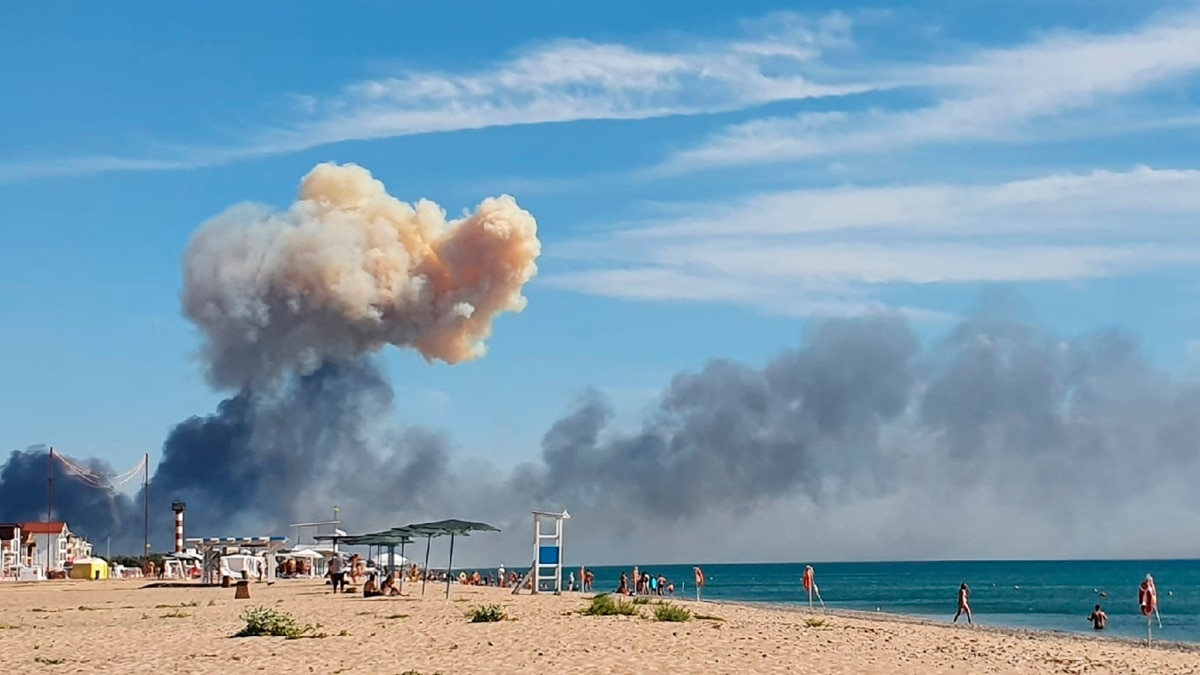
715,598,1200,654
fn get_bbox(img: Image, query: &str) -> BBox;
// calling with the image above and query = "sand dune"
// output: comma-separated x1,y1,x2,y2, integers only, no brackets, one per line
1,579,1197,673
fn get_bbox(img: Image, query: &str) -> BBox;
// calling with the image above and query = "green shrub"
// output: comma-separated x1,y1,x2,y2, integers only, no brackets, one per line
234,606,317,639
467,604,507,623
652,603,691,622
580,594,640,617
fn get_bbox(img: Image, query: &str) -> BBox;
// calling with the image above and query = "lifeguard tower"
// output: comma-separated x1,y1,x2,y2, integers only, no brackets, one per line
514,510,570,595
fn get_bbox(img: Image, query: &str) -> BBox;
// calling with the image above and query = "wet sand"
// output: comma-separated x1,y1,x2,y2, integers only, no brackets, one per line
1,579,1197,673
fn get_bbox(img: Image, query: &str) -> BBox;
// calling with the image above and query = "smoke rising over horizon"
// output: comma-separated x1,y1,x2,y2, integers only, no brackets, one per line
6,300,1200,564
2,163,1198,564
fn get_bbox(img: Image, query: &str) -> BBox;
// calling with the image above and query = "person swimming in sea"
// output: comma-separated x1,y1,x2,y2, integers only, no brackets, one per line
1088,604,1108,630
953,582,974,626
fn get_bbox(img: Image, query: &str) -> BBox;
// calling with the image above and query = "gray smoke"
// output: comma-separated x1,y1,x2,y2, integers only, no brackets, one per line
511,298,1200,562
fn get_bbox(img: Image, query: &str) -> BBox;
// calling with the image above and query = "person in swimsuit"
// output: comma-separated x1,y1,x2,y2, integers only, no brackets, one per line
953,582,974,626
618,572,629,595
1088,604,1107,630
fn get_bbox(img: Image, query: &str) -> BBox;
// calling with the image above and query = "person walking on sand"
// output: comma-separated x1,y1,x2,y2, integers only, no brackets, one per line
1089,604,1108,630
953,582,973,626
328,554,346,594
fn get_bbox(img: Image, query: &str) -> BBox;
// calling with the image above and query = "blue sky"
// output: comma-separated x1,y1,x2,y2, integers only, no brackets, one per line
3,0,1200,476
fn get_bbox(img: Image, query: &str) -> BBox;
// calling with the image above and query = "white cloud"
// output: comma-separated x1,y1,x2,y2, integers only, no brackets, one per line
660,6,1200,172
543,166,1200,316
0,13,876,182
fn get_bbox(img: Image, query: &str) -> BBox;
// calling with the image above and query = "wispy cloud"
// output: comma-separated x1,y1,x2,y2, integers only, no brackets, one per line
0,12,874,182
543,166,1200,317
659,6,1200,172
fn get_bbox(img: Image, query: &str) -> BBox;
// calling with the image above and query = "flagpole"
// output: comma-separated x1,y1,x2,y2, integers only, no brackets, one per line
46,447,54,573
142,453,149,561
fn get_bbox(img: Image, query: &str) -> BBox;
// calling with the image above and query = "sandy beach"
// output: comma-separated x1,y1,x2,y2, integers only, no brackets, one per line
2,579,1198,674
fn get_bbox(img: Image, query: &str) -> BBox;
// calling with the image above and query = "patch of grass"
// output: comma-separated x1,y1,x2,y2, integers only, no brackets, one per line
632,596,651,605
234,606,319,639
580,594,640,617
652,603,691,622
34,656,66,665
694,613,725,621
161,609,191,618
0,622,23,630
467,604,507,623
804,618,827,628
155,601,200,609
453,597,468,603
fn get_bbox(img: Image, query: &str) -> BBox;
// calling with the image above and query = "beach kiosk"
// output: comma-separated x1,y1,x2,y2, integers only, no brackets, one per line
68,558,109,580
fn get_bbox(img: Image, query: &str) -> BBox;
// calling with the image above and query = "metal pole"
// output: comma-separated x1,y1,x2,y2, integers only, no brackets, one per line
421,535,431,595
399,542,406,593
142,453,149,561
444,533,455,599
46,447,53,573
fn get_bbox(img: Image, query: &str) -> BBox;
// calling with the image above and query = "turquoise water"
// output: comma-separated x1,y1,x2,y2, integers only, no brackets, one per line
578,560,1200,643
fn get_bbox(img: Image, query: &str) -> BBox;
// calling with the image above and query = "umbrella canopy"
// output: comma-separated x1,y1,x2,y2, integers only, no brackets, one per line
403,519,502,598
405,519,501,536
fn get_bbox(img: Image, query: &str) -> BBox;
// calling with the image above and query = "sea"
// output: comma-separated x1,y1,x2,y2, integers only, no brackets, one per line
573,560,1200,644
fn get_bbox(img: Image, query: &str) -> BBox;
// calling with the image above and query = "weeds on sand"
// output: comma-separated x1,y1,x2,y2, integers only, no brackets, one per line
694,614,725,621
467,604,508,623
34,656,66,665
155,601,200,609
30,608,56,613
0,622,23,630
632,597,651,605
77,605,105,611
804,618,828,628
385,614,410,620
580,594,640,617
161,609,191,618
652,603,692,622
234,606,324,639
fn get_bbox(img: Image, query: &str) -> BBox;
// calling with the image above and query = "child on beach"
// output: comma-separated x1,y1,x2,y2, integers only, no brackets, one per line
953,582,974,626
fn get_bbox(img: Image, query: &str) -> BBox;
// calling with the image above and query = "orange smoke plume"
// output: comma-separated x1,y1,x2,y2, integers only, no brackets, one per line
182,162,541,388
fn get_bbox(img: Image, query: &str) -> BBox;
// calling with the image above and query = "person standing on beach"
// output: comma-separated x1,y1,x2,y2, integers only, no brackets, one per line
953,582,973,626
328,554,345,594
1088,604,1108,630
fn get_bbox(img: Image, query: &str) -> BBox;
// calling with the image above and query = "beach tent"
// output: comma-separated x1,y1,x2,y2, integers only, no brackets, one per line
404,519,501,599
69,558,109,581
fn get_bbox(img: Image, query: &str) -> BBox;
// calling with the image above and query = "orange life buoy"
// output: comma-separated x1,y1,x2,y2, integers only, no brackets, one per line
694,566,705,587
802,567,814,592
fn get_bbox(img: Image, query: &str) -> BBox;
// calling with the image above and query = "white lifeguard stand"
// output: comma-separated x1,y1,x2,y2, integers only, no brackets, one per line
531,510,570,595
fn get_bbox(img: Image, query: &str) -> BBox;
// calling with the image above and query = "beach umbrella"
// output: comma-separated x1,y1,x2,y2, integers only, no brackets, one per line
405,519,502,599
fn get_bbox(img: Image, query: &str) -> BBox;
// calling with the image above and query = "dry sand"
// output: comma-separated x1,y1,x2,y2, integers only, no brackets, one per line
2,579,1198,674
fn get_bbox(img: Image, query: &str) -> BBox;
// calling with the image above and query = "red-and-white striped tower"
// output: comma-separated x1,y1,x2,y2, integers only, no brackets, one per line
171,501,187,553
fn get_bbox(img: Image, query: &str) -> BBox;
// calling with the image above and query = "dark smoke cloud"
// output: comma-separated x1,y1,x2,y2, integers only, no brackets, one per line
4,303,1200,562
